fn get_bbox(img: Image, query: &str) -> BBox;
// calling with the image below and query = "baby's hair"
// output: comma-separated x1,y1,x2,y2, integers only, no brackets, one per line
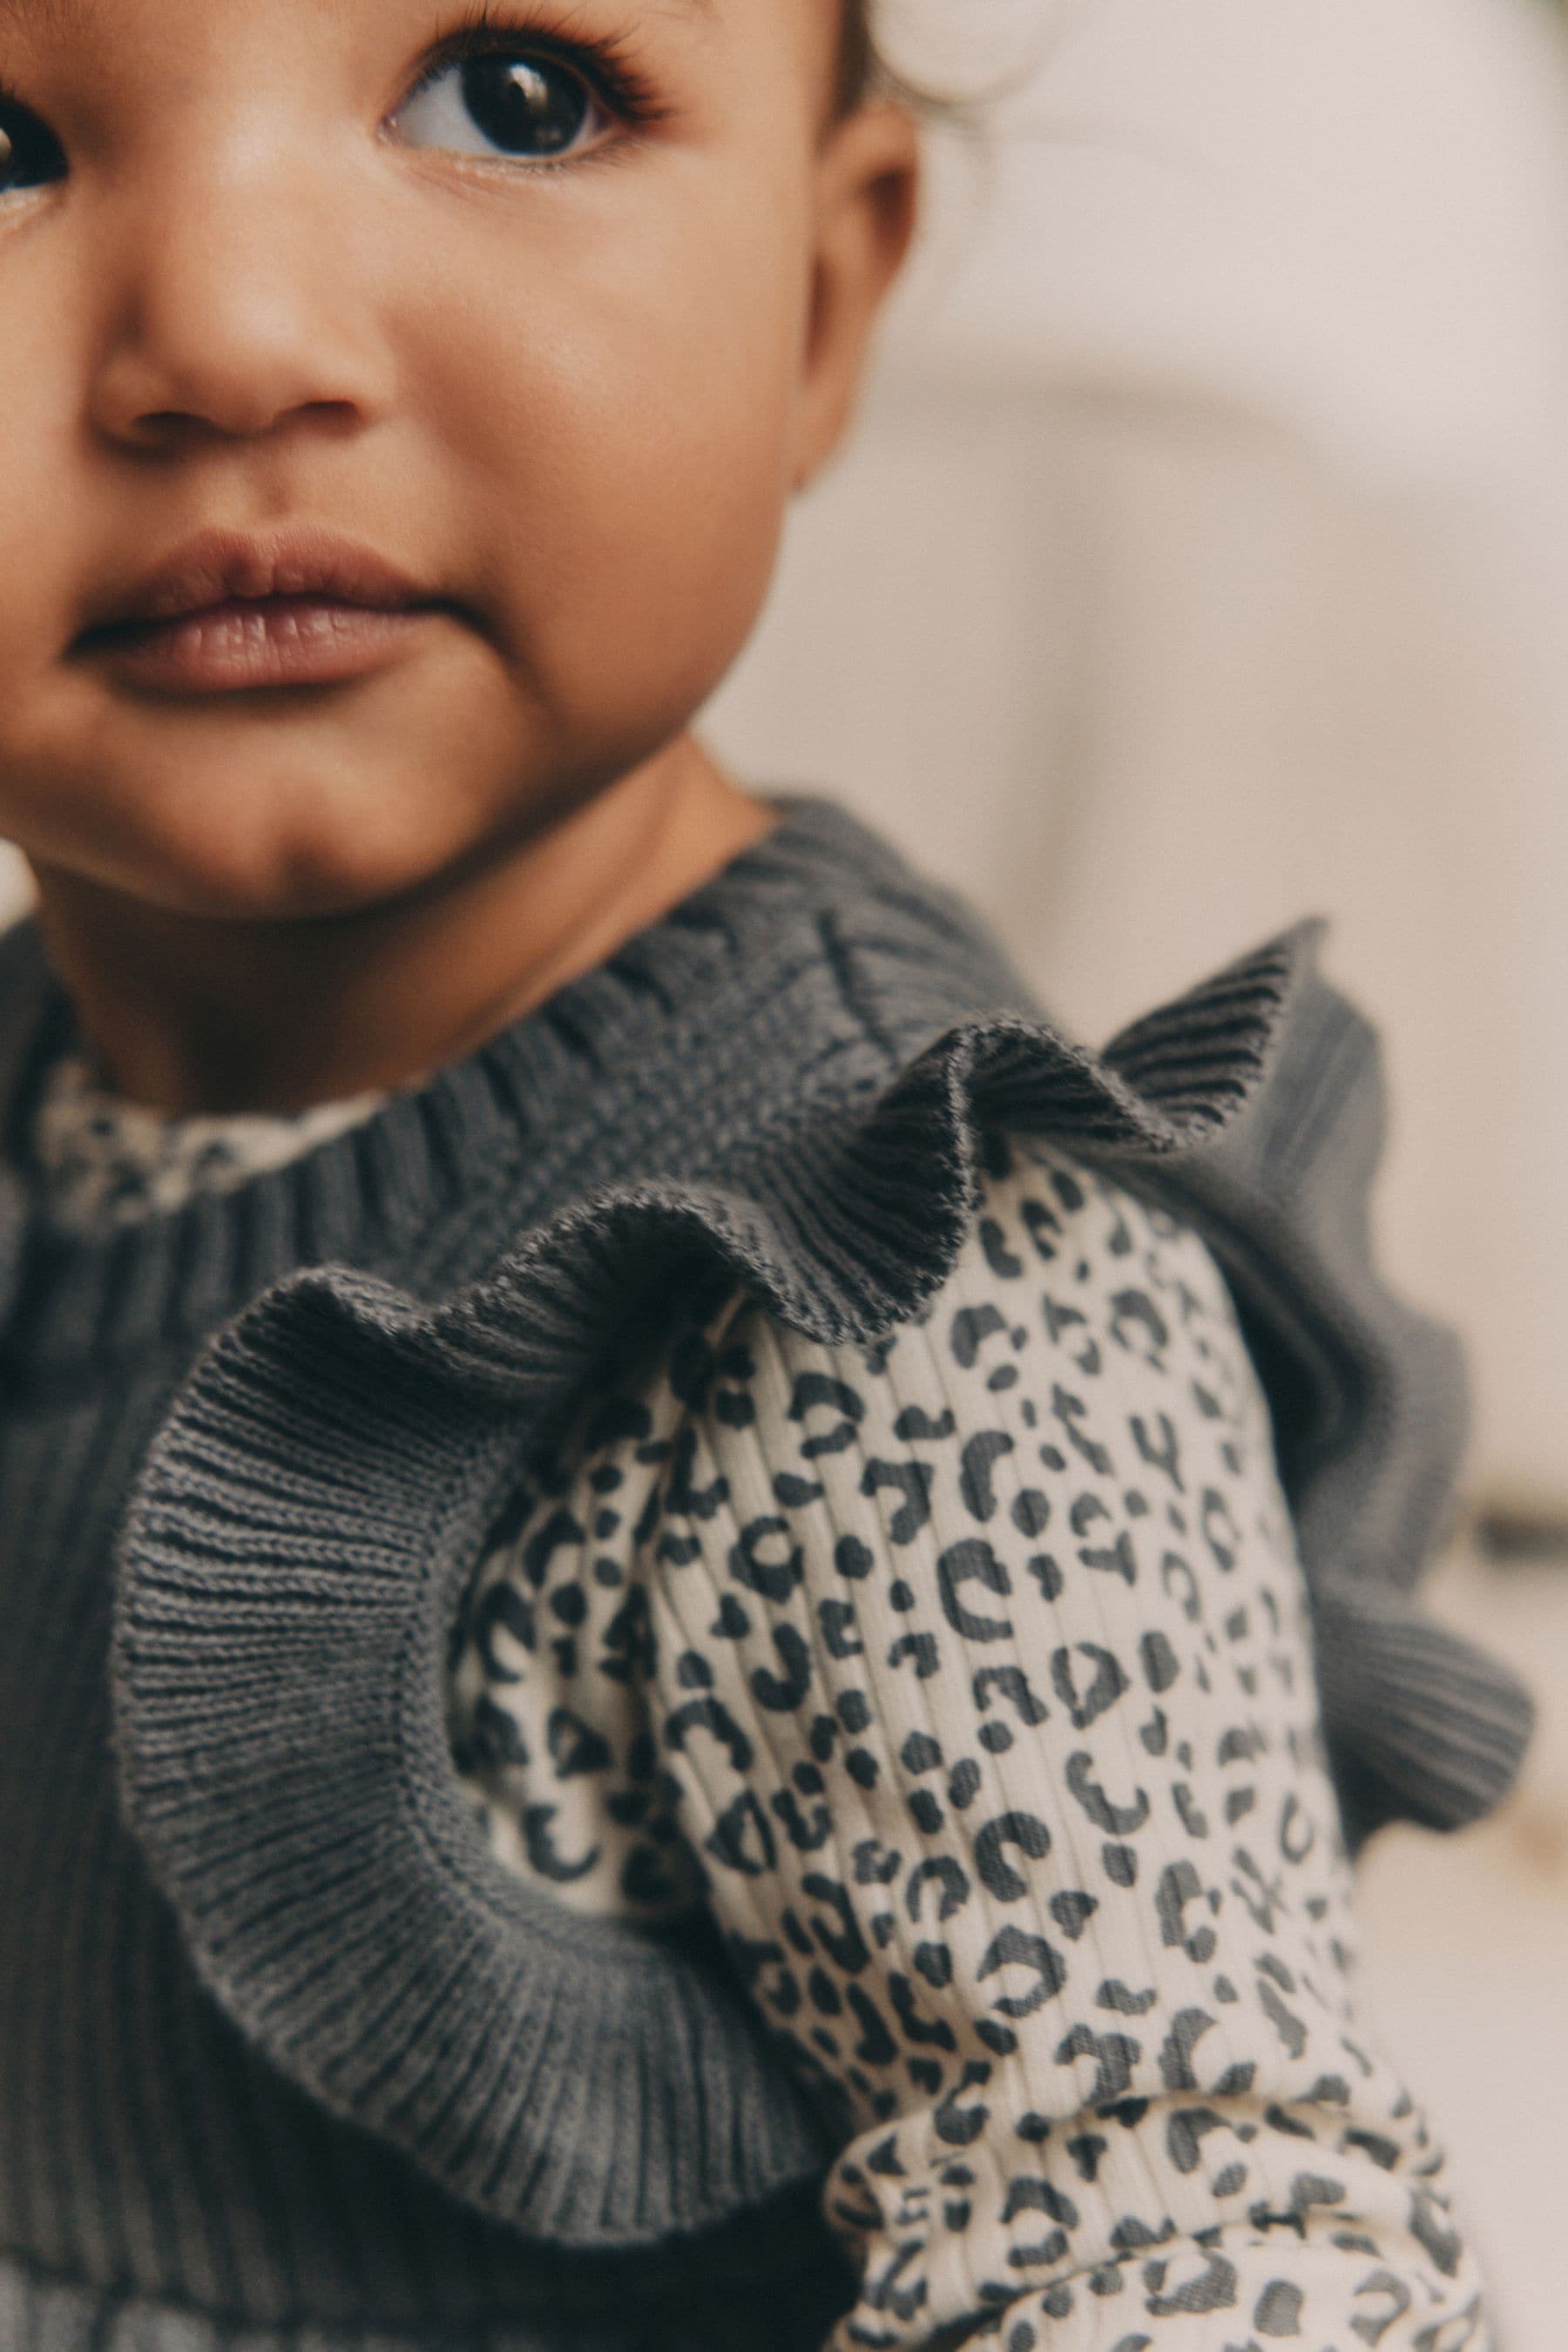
835,0,879,115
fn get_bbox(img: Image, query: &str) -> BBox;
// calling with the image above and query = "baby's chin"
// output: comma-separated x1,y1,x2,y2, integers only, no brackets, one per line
112,829,458,927
17,748,524,927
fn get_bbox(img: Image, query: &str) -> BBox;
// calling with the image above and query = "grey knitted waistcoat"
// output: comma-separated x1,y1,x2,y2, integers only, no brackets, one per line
0,797,1531,2351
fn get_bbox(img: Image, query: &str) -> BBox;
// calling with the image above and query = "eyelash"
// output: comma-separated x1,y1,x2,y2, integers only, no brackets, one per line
408,1,672,154
0,72,64,178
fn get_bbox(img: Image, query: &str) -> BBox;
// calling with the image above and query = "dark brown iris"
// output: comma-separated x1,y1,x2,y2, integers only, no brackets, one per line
461,57,590,159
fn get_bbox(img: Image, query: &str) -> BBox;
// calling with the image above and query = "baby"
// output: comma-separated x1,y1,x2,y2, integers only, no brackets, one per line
0,3,1531,2349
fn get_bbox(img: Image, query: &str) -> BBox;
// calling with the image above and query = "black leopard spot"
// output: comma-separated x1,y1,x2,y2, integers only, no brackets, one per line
937,1538,1015,1641
973,1809,1052,1900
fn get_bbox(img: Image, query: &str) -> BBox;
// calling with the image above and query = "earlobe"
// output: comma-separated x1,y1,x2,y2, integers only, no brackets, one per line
792,102,921,493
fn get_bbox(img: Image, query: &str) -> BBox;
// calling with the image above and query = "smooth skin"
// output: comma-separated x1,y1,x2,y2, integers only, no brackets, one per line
0,0,919,1110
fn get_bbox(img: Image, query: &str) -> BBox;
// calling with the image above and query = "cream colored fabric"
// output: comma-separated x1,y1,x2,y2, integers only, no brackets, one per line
32,1049,385,1227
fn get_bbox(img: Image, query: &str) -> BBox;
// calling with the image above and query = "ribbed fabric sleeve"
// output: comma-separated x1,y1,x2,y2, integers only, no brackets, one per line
444,1139,1489,2350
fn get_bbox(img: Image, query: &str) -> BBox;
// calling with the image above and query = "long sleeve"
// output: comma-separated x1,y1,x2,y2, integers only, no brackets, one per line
627,1139,1490,2351
447,1132,1491,2350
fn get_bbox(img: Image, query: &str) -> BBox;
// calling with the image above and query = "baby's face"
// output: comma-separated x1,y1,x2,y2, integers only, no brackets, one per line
0,0,916,917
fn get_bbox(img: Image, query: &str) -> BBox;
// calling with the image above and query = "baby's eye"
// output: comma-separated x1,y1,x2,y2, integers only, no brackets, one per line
390,50,611,166
0,98,67,199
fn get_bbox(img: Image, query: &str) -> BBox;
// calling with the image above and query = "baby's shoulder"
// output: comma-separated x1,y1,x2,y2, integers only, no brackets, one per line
498,1133,1285,1591
449,1132,1314,1915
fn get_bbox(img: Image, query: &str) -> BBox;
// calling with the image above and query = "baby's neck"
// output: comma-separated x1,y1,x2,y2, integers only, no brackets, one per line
28,739,772,1118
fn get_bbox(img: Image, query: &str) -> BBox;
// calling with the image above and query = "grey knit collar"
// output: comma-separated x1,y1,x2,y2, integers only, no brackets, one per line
0,793,1531,2253
1,797,966,1377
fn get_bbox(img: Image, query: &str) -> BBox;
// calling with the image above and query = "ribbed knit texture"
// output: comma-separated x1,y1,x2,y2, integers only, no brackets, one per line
0,795,1531,2347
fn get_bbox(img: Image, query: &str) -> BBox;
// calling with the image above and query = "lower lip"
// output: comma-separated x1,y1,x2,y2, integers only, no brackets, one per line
80,598,443,695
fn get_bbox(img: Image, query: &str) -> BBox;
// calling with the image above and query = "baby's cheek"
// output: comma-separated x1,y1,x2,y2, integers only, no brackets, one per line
423,216,806,752
488,386,791,754
555,420,788,745
0,427,91,701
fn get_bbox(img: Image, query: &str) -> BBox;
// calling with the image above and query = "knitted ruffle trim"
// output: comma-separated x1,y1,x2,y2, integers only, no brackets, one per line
110,917,1534,2250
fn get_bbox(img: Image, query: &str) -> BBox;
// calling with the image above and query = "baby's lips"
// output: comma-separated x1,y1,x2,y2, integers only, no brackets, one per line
76,523,443,640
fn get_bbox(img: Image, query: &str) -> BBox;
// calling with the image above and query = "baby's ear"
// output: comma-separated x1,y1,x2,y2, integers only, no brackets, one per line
792,100,921,490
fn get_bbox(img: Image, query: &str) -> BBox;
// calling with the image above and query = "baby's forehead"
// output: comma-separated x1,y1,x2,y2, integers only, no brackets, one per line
0,0,761,33
0,0,849,76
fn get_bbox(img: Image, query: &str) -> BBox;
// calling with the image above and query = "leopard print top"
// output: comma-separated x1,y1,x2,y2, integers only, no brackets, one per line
36,1051,1493,2352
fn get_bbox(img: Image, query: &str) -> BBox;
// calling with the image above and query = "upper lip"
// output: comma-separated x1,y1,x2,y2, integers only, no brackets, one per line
77,527,443,639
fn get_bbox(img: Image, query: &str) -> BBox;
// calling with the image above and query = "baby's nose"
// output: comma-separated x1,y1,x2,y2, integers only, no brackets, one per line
86,139,395,452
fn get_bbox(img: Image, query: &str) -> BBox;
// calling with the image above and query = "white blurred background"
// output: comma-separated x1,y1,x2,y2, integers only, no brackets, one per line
3,0,1565,2332
702,0,1568,2336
